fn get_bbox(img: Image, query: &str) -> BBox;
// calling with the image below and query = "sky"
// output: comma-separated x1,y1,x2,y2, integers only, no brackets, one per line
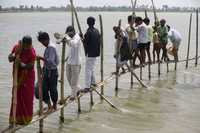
0,0,199,8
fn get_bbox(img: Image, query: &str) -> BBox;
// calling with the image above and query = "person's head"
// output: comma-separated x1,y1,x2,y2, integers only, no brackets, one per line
135,16,143,26
66,26,75,38
160,19,166,27
128,15,135,25
143,17,150,25
37,31,50,47
167,25,171,31
22,35,32,50
87,16,95,27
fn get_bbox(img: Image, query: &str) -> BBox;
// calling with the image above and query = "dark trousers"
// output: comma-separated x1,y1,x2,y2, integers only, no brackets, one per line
42,68,58,104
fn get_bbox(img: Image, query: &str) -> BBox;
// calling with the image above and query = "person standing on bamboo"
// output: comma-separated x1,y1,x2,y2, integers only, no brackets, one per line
64,26,82,100
157,19,169,62
126,15,142,67
135,16,149,65
8,36,36,125
81,17,101,93
143,17,153,63
37,32,59,110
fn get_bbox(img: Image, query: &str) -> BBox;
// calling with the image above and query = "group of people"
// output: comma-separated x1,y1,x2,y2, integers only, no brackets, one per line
113,15,182,70
8,16,100,125
8,14,182,126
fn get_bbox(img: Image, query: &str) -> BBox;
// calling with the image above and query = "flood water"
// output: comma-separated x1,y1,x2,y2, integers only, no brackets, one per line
0,12,200,133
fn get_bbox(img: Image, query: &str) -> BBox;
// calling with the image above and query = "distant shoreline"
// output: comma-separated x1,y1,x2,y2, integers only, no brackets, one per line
0,10,195,13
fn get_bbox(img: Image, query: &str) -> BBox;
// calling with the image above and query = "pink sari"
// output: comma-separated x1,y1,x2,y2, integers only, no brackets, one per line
9,44,36,125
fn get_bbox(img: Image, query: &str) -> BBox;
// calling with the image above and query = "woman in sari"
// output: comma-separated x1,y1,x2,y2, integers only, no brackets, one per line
8,35,36,125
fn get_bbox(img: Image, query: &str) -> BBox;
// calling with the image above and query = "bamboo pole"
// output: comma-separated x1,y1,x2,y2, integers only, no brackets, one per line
195,9,199,67
158,62,161,76
71,4,74,27
167,61,169,73
99,15,104,101
36,59,43,133
186,13,193,69
151,0,158,22
140,66,142,80
60,41,66,122
11,53,20,131
115,20,121,92
148,63,151,80
131,0,137,16
70,0,83,35
90,91,94,106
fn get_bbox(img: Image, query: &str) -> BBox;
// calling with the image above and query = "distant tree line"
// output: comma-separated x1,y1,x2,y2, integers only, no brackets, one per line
0,4,199,13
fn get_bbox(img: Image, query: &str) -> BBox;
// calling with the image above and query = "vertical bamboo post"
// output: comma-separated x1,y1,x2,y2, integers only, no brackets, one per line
175,60,177,71
158,61,161,76
115,20,121,93
186,13,192,69
12,55,19,132
90,91,94,107
140,66,142,80
195,9,199,67
148,63,151,80
60,41,66,122
71,4,74,27
99,15,104,101
77,96,81,113
37,59,43,133
167,61,169,73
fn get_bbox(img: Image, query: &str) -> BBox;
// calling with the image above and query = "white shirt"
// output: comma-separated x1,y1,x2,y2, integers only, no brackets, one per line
136,22,148,44
168,29,182,43
146,25,153,42
66,33,82,65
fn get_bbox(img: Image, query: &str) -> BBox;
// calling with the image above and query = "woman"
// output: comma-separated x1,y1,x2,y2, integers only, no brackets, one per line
8,35,36,125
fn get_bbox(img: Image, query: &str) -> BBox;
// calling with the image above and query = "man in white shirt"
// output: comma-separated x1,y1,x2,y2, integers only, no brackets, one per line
65,26,82,100
135,17,149,64
143,17,153,63
167,25,182,61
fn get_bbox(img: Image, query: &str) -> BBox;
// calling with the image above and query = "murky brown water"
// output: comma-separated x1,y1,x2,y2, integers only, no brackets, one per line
0,12,200,133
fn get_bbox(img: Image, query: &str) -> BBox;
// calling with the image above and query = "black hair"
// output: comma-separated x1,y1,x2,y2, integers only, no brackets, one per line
135,16,143,23
22,35,32,45
37,31,49,42
128,15,134,23
66,26,75,33
143,17,150,25
87,16,95,26
167,25,171,31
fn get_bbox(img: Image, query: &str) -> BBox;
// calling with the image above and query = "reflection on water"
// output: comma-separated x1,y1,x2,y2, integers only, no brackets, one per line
0,12,200,133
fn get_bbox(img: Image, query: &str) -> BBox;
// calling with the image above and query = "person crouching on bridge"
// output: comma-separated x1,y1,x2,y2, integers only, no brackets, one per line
8,36,36,125
64,26,82,100
167,25,182,61
37,32,59,110
80,16,101,93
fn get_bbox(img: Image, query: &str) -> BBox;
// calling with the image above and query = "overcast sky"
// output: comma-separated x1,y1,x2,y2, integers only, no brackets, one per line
0,0,199,8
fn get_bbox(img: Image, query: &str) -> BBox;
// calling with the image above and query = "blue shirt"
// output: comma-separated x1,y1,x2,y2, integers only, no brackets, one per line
44,42,59,70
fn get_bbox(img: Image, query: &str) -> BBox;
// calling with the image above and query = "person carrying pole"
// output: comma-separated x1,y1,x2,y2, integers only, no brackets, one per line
64,26,82,101
79,17,101,93
37,32,59,110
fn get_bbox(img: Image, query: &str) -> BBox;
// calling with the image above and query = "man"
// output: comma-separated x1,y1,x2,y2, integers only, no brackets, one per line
37,32,59,110
81,17,101,93
157,19,169,62
135,16,149,65
126,15,142,67
64,26,82,100
143,17,153,63
167,25,182,61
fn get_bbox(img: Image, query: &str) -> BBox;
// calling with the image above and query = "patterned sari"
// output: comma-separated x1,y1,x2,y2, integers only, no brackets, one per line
9,43,36,125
